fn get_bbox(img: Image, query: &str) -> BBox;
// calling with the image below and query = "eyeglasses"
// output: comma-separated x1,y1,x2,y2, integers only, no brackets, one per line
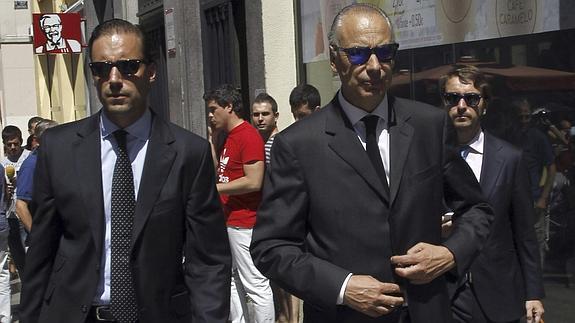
334,43,399,65
88,59,148,78
42,24,61,31
443,93,482,107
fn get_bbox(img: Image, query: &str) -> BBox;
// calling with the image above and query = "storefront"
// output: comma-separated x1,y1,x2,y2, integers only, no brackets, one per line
299,1,575,108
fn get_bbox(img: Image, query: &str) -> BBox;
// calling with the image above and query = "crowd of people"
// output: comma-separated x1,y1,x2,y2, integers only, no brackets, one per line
0,117,58,322
0,3,573,323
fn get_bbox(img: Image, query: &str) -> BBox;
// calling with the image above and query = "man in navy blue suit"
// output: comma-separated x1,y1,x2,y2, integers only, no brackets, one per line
441,66,545,323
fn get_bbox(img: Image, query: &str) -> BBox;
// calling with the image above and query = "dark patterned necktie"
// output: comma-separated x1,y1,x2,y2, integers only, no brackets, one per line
363,115,390,195
459,145,471,160
110,130,138,323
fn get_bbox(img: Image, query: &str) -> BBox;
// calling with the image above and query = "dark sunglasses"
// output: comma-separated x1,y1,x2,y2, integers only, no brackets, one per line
89,59,148,78
335,43,399,65
443,92,482,107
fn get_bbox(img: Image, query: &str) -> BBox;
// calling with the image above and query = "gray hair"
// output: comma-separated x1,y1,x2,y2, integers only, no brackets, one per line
34,119,58,143
327,3,395,47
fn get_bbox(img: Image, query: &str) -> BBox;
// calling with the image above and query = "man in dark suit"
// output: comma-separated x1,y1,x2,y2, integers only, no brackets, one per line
250,4,493,323
441,66,544,323
20,19,231,323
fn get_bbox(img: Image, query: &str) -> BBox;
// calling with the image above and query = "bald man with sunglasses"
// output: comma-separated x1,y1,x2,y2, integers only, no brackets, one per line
21,19,231,323
251,4,493,323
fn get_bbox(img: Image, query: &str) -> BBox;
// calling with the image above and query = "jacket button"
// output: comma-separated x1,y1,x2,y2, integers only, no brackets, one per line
81,305,88,313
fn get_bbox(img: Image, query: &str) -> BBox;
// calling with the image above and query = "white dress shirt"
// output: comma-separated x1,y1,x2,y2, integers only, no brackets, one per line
462,130,484,182
335,92,391,305
338,91,390,183
94,109,151,304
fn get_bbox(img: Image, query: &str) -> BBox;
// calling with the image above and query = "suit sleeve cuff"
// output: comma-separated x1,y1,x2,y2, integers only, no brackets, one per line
336,273,353,305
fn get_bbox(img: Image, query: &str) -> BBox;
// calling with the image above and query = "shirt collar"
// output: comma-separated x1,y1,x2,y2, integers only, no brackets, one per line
100,108,152,142
338,91,388,127
464,130,484,154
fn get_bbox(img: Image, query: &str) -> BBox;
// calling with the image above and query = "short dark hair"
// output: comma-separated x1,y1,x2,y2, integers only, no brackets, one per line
289,84,321,112
28,116,44,130
88,19,152,61
253,93,278,113
511,97,532,113
203,84,243,114
2,125,23,143
438,65,491,105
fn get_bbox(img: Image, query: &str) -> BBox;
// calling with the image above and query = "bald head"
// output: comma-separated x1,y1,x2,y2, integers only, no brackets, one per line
328,3,395,47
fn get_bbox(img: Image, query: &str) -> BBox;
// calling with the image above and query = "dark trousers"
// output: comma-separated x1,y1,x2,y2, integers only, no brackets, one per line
451,282,518,323
8,217,25,272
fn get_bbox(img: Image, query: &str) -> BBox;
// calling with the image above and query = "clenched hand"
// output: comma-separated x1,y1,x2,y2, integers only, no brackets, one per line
343,275,404,318
390,242,455,284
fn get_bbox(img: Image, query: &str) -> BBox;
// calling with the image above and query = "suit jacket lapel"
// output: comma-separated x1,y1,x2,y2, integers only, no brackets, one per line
480,132,503,200
130,115,177,251
73,113,105,258
388,97,413,206
326,98,389,202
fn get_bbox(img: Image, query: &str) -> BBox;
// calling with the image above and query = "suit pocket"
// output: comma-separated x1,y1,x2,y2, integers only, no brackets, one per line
169,289,191,318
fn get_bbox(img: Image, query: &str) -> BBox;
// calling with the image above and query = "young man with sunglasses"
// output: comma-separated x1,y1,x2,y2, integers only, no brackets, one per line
21,19,231,323
251,4,493,323
440,66,545,323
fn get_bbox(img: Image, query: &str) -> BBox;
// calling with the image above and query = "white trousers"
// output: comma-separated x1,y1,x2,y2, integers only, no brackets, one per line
227,227,274,323
0,230,11,323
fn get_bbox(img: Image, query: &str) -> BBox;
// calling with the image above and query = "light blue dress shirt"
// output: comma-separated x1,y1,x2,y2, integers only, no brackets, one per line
94,109,151,304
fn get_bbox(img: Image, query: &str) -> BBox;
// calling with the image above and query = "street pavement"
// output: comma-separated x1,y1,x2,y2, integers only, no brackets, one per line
541,278,575,323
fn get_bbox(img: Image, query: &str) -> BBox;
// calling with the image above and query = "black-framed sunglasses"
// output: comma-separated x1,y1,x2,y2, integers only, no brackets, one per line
334,43,399,65
88,59,148,78
443,92,482,107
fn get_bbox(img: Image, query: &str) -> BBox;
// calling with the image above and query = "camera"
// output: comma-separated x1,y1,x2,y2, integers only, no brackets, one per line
531,107,552,130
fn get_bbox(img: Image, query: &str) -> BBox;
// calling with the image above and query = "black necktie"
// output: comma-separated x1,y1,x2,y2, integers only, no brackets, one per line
110,130,138,323
363,115,390,195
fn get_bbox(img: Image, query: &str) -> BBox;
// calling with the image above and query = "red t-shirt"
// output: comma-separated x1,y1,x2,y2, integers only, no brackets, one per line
217,121,264,228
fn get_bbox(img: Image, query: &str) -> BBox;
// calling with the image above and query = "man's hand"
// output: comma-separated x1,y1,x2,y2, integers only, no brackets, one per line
534,197,547,210
526,300,544,323
343,275,404,318
390,242,455,284
5,180,15,201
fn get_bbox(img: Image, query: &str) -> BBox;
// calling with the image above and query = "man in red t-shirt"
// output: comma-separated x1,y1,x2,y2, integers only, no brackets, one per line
205,84,274,323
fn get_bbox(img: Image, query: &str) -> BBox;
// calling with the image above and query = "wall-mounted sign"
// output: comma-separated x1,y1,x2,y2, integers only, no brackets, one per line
376,0,563,49
33,13,83,54
14,0,28,9
300,0,573,60
164,8,176,57
496,0,537,37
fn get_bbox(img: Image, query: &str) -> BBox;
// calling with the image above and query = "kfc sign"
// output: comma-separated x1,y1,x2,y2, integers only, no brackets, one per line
33,13,83,54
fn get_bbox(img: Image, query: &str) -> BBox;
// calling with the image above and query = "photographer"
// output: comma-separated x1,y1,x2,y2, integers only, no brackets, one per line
530,107,569,149
514,98,557,267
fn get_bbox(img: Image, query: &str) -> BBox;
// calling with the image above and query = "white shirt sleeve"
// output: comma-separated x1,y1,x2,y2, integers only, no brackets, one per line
336,273,353,305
